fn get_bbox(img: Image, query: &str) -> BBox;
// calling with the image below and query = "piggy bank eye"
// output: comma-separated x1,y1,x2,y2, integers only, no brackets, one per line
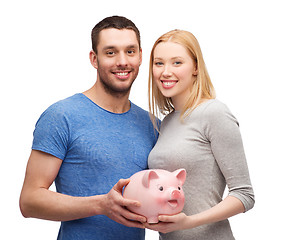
178,187,181,190
159,186,164,191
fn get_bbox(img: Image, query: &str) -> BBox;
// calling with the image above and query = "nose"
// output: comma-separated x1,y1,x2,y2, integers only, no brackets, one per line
162,65,172,78
171,190,181,199
116,52,128,67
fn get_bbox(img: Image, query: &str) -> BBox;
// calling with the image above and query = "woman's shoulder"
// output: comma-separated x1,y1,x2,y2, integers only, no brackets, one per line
200,99,231,116
200,99,238,126
202,99,228,111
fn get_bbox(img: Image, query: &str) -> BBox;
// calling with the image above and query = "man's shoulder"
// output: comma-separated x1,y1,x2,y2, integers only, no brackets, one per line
39,93,84,121
48,93,84,111
130,102,147,113
130,102,151,120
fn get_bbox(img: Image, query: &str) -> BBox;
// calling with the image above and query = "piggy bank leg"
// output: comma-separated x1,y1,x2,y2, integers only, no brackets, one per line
147,216,159,224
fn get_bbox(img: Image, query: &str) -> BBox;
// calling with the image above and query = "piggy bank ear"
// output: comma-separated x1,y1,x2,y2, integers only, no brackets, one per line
173,169,186,185
142,170,159,188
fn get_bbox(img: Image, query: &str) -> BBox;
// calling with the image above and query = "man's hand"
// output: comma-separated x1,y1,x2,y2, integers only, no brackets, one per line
101,178,146,228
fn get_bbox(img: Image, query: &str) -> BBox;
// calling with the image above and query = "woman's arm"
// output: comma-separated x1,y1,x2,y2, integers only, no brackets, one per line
144,195,244,233
19,150,146,228
145,102,254,233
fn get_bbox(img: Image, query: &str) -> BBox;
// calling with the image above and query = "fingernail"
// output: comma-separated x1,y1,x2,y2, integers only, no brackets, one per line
134,202,141,207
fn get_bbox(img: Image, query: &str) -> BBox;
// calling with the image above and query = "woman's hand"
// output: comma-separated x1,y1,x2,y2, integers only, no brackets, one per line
144,212,191,233
144,196,245,233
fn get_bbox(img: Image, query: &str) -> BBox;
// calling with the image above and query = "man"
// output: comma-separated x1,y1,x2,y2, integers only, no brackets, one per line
20,16,158,240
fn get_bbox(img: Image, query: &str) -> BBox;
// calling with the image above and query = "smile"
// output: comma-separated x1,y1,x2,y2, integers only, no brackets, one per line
116,72,128,76
113,71,131,79
161,80,178,89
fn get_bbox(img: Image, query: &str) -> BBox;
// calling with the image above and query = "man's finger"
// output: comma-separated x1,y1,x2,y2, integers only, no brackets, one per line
113,178,130,194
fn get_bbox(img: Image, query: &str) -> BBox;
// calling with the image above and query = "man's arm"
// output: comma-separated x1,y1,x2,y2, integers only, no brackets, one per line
19,150,146,227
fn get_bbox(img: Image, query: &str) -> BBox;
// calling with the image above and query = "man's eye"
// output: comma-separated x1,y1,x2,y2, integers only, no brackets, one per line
127,50,135,54
106,51,115,56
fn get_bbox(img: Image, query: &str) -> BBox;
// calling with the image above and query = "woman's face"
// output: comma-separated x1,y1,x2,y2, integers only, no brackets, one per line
153,41,197,110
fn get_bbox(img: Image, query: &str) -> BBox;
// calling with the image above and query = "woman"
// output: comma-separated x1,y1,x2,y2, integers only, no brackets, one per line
145,29,255,240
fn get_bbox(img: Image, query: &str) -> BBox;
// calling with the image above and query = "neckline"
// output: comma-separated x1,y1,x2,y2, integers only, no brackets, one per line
78,93,132,115
174,99,215,114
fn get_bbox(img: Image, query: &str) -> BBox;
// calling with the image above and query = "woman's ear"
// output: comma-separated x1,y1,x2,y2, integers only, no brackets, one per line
193,63,198,76
89,50,98,69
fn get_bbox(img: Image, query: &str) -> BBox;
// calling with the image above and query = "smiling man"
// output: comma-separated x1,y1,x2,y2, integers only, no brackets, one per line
85,26,142,112
20,16,158,240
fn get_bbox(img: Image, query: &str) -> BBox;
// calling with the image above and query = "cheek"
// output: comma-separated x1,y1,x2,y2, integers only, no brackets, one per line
152,67,161,79
152,69,163,89
176,67,194,85
155,195,167,205
129,57,141,69
97,59,113,71
174,67,188,79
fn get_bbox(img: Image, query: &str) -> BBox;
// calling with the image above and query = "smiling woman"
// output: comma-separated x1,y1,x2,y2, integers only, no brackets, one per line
152,41,198,110
146,29,254,240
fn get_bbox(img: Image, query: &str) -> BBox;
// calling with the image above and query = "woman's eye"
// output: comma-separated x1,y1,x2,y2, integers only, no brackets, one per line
159,186,164,191
155,62,163,66
174,61,182,65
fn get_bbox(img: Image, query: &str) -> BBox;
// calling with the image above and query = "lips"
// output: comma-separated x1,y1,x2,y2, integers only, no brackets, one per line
161,80,178,89
113,71,131,80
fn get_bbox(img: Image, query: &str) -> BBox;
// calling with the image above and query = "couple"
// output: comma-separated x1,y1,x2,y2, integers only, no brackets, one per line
19,16,254,240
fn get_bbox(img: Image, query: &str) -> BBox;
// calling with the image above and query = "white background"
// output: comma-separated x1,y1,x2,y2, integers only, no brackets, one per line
1,0,287,239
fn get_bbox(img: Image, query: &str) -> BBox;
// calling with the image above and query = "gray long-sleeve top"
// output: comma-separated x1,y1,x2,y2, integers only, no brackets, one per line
148,99,255,240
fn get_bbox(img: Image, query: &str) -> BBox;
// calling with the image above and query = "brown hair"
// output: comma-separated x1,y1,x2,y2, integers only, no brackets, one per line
91,16,141,53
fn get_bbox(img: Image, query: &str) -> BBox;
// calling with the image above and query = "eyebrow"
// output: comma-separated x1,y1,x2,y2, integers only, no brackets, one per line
103,44,139,51
127,44,138,49
154,56,184,60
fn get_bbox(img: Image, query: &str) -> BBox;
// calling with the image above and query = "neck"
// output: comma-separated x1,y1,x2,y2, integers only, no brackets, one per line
83,82,131,114
172,96,210,112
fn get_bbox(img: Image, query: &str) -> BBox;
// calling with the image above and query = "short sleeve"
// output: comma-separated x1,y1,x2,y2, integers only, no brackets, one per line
32,103,69,160
203,101,255,212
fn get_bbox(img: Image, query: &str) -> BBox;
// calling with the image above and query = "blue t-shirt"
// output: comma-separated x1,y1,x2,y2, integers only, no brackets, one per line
32,93,158,240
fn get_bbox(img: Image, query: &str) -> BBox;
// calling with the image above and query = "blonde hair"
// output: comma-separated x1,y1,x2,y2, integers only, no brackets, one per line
148,29,216,128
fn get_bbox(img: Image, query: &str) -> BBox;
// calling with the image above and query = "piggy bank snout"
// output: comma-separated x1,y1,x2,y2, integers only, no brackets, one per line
171,189,181,199
167,189,183,209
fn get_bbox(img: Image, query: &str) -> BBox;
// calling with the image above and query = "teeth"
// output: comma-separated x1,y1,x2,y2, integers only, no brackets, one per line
116,72,128,76
162,81,175,86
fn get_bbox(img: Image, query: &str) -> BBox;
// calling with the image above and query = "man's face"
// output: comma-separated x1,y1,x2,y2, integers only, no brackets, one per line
94,28,142,96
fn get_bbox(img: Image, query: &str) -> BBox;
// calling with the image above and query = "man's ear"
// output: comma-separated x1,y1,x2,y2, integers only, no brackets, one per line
139,48,142,66
89,50,98,69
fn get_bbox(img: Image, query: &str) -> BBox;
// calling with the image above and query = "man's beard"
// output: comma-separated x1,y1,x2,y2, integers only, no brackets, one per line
99,75,133,98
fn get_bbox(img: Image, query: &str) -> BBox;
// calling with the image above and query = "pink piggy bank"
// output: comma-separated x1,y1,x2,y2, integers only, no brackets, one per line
123,168,186,223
